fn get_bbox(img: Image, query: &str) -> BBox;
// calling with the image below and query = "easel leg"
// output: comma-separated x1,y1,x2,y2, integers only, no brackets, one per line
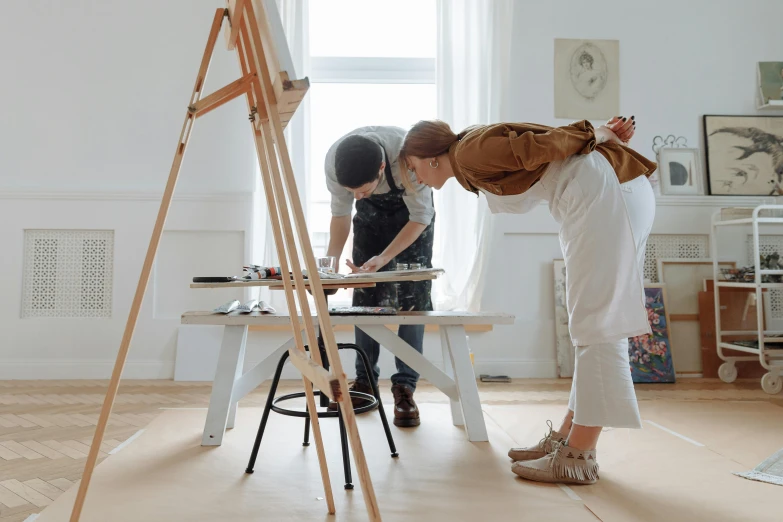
444,326,488,442
440,327,465,426
238,0,379,516
235,27,335,512
203,326,247,446
68,9,227,522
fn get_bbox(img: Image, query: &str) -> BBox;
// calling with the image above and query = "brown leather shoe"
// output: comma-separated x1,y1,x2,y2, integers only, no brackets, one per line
328,381,377,412
391,384,420,427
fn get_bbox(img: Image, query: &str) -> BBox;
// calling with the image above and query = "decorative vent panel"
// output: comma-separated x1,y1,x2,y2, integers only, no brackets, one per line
22,230,114,318
645,235,709,283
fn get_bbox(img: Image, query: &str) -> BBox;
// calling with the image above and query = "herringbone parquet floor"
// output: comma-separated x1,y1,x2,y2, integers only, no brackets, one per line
0,378,779,522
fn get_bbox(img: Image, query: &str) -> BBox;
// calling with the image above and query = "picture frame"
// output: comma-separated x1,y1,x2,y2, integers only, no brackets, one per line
553,39,619,120
657,258,736,375
658,148,704,195
553,259,574,378
629,284,676,383
757,61,783,105
703,115,783,196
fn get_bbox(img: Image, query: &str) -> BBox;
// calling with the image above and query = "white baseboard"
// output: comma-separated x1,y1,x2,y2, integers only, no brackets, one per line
0,359,555,381
473,360,557,379
180,358,557,382
0,360,175,380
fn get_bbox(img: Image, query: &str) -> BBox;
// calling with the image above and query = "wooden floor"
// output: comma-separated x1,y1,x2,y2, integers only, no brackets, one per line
0,378,780,521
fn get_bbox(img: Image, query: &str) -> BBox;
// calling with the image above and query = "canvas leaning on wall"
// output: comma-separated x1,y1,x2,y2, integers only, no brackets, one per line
629,285,676,383
554,262,676,382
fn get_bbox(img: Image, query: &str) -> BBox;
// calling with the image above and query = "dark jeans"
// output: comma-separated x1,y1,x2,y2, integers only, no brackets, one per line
354,324,424,391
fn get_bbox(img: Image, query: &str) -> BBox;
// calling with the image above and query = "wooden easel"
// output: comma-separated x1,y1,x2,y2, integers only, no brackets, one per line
68,1,381,520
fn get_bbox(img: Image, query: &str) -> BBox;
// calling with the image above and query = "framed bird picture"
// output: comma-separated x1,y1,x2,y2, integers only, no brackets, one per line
704,115,783,195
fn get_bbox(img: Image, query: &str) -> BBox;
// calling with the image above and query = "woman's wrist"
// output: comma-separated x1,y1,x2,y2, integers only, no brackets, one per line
595,126,609,144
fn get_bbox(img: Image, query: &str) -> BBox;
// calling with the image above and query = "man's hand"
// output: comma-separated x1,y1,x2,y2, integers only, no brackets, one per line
346,255,390,274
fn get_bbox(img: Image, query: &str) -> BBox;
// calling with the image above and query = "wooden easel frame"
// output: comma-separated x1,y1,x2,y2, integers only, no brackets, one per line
68,2,381,520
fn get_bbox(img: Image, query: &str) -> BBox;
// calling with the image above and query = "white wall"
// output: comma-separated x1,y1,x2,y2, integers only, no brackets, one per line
508,0,783,144
0,0,256,193
3,0,783,380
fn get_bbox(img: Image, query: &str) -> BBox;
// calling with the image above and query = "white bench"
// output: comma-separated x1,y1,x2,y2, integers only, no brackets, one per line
181,311,514,445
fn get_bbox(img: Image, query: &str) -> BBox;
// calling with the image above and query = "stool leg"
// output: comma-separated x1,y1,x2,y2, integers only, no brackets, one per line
354,346,398,458
337,404,353,490
303,406,311,446
318,338,331,408
246,351,289,474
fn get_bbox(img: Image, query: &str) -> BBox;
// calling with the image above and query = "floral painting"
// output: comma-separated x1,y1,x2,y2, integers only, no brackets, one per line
628,286,676,383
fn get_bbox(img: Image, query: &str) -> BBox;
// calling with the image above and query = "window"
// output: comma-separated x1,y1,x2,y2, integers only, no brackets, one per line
307,0,437,304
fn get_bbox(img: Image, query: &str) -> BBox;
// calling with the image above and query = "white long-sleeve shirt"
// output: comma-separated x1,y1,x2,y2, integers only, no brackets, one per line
324,126,435,226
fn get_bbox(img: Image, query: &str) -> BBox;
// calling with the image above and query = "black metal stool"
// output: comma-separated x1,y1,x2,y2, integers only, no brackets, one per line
245,338,398,489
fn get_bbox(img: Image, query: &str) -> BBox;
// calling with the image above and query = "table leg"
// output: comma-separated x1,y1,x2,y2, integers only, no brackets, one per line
202,325,248,446
439,327,464,426
443,326,488,442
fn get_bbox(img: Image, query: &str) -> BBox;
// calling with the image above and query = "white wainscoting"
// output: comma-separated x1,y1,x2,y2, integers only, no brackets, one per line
0,191,252,380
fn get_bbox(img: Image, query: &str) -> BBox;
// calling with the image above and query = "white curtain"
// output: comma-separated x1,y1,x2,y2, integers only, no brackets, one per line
250,0,310,308
432,0,515,311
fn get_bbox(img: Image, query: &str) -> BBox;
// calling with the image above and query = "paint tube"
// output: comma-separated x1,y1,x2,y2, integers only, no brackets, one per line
242,265,282,279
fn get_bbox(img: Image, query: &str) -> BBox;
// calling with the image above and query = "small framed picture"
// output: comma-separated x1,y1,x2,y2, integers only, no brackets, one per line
658,148,704,195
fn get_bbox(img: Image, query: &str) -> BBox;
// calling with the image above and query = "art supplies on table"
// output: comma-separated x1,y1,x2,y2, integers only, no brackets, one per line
194,266,444,285
193,276,244,283
256,301,276,314
213,300,240,314
236,299,258,313
193,265,287,284
343,267,444,279
328,306,397,316
302,269,343,279
212,299,276,315
243,265,283,279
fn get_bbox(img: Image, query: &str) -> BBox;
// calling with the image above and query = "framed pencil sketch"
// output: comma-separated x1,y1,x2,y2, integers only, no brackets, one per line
658,148,704,195
554,38,620,120
553,259,574,378
703,115,783,195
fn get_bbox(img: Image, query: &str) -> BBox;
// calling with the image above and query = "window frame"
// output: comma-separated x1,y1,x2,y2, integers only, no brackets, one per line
305,5,437,306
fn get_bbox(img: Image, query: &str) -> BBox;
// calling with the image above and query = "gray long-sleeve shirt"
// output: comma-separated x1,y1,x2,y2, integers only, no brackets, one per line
324,126,435,226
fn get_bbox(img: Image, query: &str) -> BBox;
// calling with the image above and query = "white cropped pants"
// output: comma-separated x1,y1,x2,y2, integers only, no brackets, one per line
482,152,656,428
561,166,655,428
552,156,656,428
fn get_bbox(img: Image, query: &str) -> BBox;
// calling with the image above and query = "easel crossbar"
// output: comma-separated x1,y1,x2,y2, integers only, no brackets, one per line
189,72,257,117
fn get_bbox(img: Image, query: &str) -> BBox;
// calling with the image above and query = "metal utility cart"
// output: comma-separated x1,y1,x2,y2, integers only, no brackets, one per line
711,205,783,394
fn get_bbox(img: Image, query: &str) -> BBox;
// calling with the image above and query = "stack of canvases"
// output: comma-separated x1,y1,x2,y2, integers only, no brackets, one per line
553,257,767,382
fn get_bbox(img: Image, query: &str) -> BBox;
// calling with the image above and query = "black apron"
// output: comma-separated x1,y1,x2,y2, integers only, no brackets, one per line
351,152,434,311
